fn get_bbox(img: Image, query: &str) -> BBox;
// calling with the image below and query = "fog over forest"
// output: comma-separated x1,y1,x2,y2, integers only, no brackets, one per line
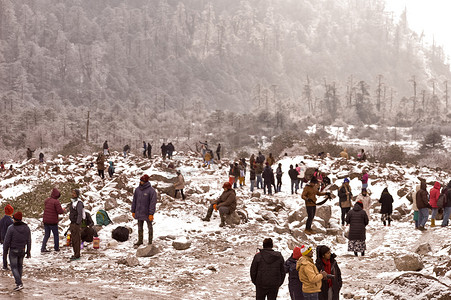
0,0,450,158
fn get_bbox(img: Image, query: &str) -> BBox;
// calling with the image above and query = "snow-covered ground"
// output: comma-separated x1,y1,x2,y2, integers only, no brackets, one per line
0,151,450,299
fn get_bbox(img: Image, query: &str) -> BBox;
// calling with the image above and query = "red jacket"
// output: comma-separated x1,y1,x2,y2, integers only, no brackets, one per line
429,182,441,208
43,188,65,224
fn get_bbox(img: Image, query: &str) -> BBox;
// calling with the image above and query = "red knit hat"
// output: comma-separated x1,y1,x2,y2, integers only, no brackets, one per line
13,211,22,221
293,246,302,259
140,174,150,182
223,182,232,189
4,204,13,216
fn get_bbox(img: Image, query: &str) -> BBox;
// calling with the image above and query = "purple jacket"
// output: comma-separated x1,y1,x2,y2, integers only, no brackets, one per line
131,182,157,220
362,174,369,184
43,188,65,225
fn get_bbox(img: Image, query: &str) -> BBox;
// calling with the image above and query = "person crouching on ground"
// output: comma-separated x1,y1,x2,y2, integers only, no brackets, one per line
202,182,236,227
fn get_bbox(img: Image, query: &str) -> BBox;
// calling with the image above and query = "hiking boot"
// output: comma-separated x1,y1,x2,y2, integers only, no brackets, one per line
431,219,436,227
219,222,226,227
418,226,426,231
134,241,143,247
13,284,23,291
41,249,50,253
201,217,210,222
69,256,80,261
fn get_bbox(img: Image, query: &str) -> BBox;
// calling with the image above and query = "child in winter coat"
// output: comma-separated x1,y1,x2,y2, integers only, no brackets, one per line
284,247,303,300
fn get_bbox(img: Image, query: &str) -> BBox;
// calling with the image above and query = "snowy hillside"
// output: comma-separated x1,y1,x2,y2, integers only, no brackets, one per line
0,152,450,299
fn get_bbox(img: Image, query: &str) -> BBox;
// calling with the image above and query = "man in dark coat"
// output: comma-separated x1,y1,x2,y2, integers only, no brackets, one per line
3,212,31,291
416,181,431,231
143,141,147,157
288,165,299,194
131,174,157,246
262,164,274,195
379,188,394,226
202,182,236,227
216,143,221,160
103,140,109,155
123,144,130,158
167,143,175,159
250,238,285,300
442,181,451,226
41,188,65,252
161,143,167,160
147,142,152,158
26,148,34,159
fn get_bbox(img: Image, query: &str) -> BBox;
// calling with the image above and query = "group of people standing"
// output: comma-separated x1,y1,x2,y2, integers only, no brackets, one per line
250,238,342,300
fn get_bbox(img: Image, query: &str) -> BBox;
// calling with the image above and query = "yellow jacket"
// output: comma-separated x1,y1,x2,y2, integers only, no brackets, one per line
296,256,323,293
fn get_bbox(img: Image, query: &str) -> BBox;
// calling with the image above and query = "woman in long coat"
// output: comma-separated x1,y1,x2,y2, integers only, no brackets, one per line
379,187,394,226
346,201,369,256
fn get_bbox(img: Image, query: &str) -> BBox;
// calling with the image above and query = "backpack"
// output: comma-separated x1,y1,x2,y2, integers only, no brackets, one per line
112,226,129,242
96,209,112,226
81,211,94,228
437,189,447,208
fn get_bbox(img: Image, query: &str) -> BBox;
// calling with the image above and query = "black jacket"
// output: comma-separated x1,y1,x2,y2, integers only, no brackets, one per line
379,188,394,214
250,168,256,181
284,256,302,299
445,181,451,208
69,198,84,225
288,168,298,180
315,253,342,300
3,221,31,254
345,204,369,241
262,166,273,182
250,248,285,289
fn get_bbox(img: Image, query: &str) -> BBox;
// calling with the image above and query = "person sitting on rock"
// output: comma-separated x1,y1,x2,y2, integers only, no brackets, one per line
201,182,236,227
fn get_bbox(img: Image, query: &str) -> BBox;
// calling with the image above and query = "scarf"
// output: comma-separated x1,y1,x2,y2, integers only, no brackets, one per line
322,258,333,288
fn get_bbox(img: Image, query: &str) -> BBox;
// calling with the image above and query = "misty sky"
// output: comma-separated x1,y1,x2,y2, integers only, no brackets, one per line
386,0,451,60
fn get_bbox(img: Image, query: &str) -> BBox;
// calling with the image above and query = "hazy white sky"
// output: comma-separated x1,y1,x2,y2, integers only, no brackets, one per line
385,0,451,58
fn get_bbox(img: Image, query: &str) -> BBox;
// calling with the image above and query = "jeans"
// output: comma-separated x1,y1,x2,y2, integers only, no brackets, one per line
431,208,439,219
341,207,351,225
418,208,429,227
123,151,127,158
276,177,282,192
250,180,255,192
138,219,153,244
302,292,319,300
362,183,368,189
291,180,299,194
264,181,272,195
9,249,25,285
306,206,316,230
442,207,451,226
42,224,59,251
256,175,263,189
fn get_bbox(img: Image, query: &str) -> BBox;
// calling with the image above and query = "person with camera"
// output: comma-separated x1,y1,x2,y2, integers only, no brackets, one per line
301,177,330,234
315,245,342,300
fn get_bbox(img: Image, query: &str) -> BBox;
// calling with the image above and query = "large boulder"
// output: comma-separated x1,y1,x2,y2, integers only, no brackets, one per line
397,187,410,198
149,174,176,183
155,182,175,197
113,214,130,224
288,209,307,224
117,255,140,267
225,211,241,226
373,272,451,299
316,205,332,225
274,225,291,235
104,198,118,210
136,245,161,257
251,192,261,198
394,253,424,271
415,243,432,256
172,239,192,250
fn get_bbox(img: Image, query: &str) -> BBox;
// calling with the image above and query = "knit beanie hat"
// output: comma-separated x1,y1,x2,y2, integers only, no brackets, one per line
140,174,150,182
293,246,302,259
223,182,232,189
4,204,13,216
300,245,312,256
13,211,22,221
356,200,363,208
344,178,350,183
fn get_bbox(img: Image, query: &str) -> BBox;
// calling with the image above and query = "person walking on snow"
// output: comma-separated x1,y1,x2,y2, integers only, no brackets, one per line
96,152,105,179
147,142,152,158
442,181,451,227
256,163,263,189
216,143,221,160
250,238,285,300
412,184,420,229
174,171,186,200
103,140,109,155
297,245,328,299
201,182,236,227
284,246,304,300
299,162,307,189
416,181,431,231
69,189,84,261
356,188,371,219
41,188,65,252
338,178,352,226
262,163,274,195
276,163,282,193
379,188,394,226
123,144,130,158
346,201,368,256
361,170,369,190
143,141,147,157
3,212,31,291
250,164,256,192
108,161,115,178
131,175,157,246
1,204,14,270
288,165,299,194
429,181,441,227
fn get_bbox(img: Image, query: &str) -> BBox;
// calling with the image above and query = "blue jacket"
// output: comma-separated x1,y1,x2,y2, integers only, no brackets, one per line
131,182,157,220
3,221,31,254
0,215,13,243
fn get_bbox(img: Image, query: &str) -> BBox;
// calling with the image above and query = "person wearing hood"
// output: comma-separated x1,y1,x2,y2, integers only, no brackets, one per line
131,175,157,246
284,246,304,300
202,182,236,227
442,181,451,227
107,161,115,178
356,189,371,219
412,185,421,229
315,246,342,300
345,201,369,256
3,211,31,291
250,238,285,300
1,204,14,270
338,178,353,226
429,181,441,227
41,188,65,252
379,188,394,226
416,180,431,231
297,245,328,299
69,189,84,261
